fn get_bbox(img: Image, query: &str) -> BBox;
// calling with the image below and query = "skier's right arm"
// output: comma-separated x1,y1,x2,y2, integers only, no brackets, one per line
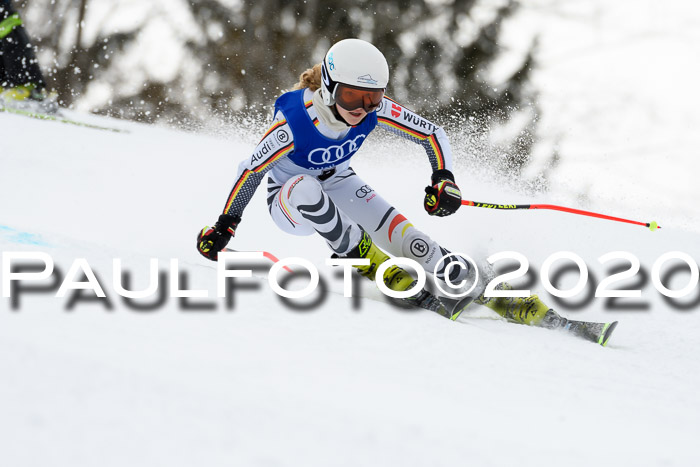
197,112,295,261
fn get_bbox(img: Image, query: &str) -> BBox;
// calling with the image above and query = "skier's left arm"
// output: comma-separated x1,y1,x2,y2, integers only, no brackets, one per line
376,97,462,217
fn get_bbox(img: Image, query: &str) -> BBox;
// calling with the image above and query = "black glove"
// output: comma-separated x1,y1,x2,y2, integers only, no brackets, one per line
424,169,462,217
197,214,240,261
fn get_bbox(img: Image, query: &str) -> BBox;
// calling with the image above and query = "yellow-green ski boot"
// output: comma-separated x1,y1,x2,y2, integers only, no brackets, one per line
343,231,458,319
476,284,618,345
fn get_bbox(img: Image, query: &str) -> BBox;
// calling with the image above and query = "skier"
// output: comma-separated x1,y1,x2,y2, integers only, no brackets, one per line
197,38,616,345
0,0,53,109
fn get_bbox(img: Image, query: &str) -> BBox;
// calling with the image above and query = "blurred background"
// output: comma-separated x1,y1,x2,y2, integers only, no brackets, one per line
12,0,700,231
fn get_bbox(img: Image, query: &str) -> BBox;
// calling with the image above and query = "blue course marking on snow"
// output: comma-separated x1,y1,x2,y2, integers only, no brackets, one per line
0,224,51,246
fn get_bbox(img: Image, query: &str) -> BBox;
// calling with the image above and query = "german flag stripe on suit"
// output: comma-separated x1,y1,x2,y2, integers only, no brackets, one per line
377,116,446,171
223,141,294,213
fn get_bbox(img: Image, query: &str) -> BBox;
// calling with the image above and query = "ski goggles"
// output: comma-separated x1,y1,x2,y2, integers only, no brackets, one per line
334,84,384,112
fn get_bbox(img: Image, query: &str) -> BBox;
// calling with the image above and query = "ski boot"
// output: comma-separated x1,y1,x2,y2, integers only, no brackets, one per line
476,284,618,346
343,231,462,319
474,285,551,325
0,83,59,113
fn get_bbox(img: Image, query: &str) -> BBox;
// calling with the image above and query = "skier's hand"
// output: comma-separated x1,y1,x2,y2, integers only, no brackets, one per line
424,169,462,217
197,214,240,261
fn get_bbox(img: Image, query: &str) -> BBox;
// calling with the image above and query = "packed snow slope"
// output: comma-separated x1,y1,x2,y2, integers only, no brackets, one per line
1,110,699,467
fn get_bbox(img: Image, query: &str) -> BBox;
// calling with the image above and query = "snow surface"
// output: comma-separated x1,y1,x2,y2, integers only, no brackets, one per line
1,110,700,467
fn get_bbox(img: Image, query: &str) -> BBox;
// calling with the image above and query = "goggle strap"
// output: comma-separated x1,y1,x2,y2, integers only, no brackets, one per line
322,59,338,100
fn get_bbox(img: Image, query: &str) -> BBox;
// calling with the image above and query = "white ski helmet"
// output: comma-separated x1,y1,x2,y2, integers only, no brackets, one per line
320,38,390,106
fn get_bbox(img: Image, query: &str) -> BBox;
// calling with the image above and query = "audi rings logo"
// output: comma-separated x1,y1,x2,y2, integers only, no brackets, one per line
307,134,366,166
355,185,374,199
410,239,430,258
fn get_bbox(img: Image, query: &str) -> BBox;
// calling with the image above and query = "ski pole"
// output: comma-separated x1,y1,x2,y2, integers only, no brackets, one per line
222,248,294,272
460,200,660,231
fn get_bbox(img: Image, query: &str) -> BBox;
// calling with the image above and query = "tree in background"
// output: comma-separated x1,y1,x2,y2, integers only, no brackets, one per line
182,0,540,176
182,1,537,117
15,0,138,107
18,0,541,178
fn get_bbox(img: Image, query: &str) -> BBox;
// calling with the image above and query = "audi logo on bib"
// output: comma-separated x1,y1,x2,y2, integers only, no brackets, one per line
307,134,366,166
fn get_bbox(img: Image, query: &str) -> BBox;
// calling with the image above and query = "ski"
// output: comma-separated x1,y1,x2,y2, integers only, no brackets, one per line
0,104,129,133
434,294,474,321
562,319,618,347
398,287,473,321
212,247,618,343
